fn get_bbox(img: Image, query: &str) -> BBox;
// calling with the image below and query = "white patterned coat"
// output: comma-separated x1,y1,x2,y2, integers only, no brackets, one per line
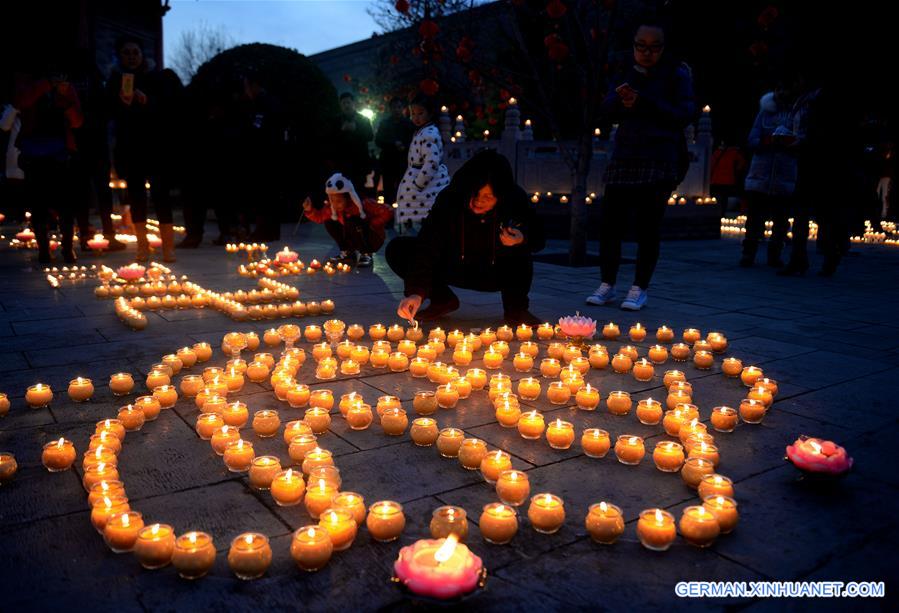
396,124,449,223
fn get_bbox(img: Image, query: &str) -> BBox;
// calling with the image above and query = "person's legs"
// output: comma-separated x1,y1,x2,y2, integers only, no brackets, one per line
598,184,630,286
766,196,790,266
496,255,534,315
150,173,175,261
782,187,811,274
632,184,671,289
126,168,150,262
741,191,766,264
324,220,351,253
24,158,52,263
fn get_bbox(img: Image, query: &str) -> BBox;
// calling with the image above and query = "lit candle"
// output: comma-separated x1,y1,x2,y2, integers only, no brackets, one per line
271,468,305,506
145,369,171,390
180,374,204,397
637,509,676,551
679,505,720,548
291,525,333,571
135,523,175,569
458,438,488,470
512,352,534,372
614,435,645,465
706,332,728,353
588,348,609,369
286,384,311,408
109,372,135,396
647,344,668,364
653,441,686,472
304,407,332,435
301,447,334,476
611,353,633,374
480,450,512,483
495,400,521,428
513,377,539,401
465,368,487,390
747,384,774,407
224,439,255,472
479,503,518,545
517,411,545,440
210,425,240,456
252,409,281,438
409,357,430,378
0,452,17,485
632,358,655,381
495,325,514,342
436,428,465,458
702,495,739,534
430,505,469,541
134,395,162,421
527,493,565,534
666,388,691,410
739,398,767,424
410,417,439,446
540,357,562,378
346,402,373,430
172,531,216,579
152,384,178,409
103,510,144,553
546,419,575,450
689,442,720,467
25,383,53,408
602,322,620,340
90,494,129,532
537,322,555,340
681,457,715,489
721,357,742,377
331,491,367,526
436,383,460,409
381,407,409,436
87,479,125,507
304,479,338,519
606,390,632,415
195,413,224,439
698,474,734,500
710,406,738,432
117,404,146,431
41,438,76,472
67,377,94,402
635,398,663,424
585,502,625,544
248,455,282,490
388,351,409,372
670,343,691,362
227,532,273,580
364,500,405,542
483,348,504,370
693,350,714,370
546,381,571,405
741,366,764,387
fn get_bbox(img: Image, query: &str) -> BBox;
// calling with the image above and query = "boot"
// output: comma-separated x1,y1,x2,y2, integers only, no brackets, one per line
134,221,149,262
61,229,77,264
160,223,176,263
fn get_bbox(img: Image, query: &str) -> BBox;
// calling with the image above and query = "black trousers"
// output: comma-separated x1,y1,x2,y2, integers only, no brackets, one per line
22,155,76,251
120,160,173,225
385,236,533,313
324,217,377,254
599,182,671,289
742,191,791,258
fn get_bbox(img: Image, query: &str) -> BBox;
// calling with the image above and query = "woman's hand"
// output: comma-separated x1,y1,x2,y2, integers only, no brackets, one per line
302,197,313,211
499,227,524,247
397,295,422,320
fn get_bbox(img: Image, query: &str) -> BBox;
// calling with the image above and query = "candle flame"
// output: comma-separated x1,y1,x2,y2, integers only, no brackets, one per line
628,437,638,445
122,514,130,527
306,527,317,538
715,495,726,506
808,440,823,454
434,534,459,563
285,468,294,479
245,534,254,545
654,509,664,524
189,532,198,544
151,523,160,536
56,438,65,448
102,496,112,507
600,501,608,513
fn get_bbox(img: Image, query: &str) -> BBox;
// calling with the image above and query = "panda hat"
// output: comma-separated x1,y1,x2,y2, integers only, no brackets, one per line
324,173,365,220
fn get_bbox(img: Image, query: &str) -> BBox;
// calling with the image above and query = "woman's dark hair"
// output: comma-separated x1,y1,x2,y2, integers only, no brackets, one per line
115,35,144,54
452,149,516,207
408,93,439,122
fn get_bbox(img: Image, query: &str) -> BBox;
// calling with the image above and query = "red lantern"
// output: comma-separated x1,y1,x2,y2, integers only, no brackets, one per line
419,78,439,96
419,19,439,40
395,0,410,14
546,0,567,19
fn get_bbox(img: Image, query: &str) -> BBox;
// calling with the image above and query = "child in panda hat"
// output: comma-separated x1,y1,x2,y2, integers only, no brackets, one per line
303,173,393,266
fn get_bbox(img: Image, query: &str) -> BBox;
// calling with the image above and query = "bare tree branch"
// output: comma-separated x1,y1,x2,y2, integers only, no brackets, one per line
169,22,234,82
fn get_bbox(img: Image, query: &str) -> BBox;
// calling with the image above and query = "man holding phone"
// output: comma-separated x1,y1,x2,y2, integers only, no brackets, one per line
385,150,545,325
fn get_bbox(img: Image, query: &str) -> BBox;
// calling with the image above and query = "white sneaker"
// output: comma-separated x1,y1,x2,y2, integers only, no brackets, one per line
586,283,616,306
620,285,648,311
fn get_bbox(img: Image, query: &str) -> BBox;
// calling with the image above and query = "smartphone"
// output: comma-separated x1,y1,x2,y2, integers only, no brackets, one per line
121,73,134,97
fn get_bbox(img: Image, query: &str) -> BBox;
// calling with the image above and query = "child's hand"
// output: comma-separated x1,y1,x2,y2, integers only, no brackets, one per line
302,197,313,211
397,295,422,320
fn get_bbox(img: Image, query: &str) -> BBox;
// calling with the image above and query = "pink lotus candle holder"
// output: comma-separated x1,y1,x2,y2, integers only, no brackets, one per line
557,313,597,349
392,535,486,601
786,435,853,480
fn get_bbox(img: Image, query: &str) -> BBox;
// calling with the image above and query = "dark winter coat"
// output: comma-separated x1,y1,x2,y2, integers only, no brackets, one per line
601,62,696,167
404,150,545,299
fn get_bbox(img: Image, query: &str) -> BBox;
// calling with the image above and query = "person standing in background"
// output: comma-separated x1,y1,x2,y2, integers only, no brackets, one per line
106,36,183,262
395,94,449,231
586,20,696,311
375,96,414,206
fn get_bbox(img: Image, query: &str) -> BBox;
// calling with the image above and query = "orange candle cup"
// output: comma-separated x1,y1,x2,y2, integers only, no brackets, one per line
611,353,632,374
304,479,338,519
494,469,529,507
145,370,171,391
666,389,692,411
480,450,512,483
95,418,126,441
436,384,460,409
409,357,431,378
681,457,715,489
653,441,686,472
688,442,720,468
648,345,669,364
117,404,146,431
380,407,409,436
546,419,575,450
249,455,282,490
480,503,519,545
410,417,439,446
602,322,620,340
702,495,739,534
527,493,565,534
366,500,406,542
172,531,216,580
41,438,77,472
580,428,611,458
318,507,358,551
134,395,162,421
495,326,514,342
711,406,739,432
67,377,94,402
517,409,546,438
152,385,178,409
757,377,779,396
606,391,632,416
196,414,223,441
410,390,437,416
635,398,663,424
739,398,767,424
228,532,272,580
180,374,204,397
436,428,465,458
25,383,53,408
287,384,311,408
346,403,373,430
495,401,522,428
387,352,409,372
90,494,130,532
88,432,122,454
628,323,647,342
678,419,708,445
223,439,255,472
698,474,735,500
511,352,533,373
430,505,469,541
546,381,572,405
464,367,486,391
87,480,125,507
332,491,367,526
585,502,625,544
693,350,714,370
722,357,743,377
304,407,332,434
0,452,17,485
670,343,691,362
210,425,240,455
458,438,488,470
679,505,720,548
540,358,562,378
104,510,144,553
741,366,764,387
301,447,334,475
135,523,176,569
221,401,249,428
271,468,306,506
574,384,600,410
637,509,676,551
614,435,645,465
748,385,774,408
252,409,281,438
632,358,655,382
109,373,135,396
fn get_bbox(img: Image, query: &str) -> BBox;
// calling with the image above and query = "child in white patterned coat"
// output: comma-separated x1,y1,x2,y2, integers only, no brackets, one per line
395,95,449,230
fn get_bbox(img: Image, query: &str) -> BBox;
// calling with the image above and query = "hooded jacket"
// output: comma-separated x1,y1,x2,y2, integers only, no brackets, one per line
744,92,809,196
404,150,545,299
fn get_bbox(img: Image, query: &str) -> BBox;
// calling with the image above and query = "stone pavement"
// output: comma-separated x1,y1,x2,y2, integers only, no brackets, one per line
1,223,897,612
